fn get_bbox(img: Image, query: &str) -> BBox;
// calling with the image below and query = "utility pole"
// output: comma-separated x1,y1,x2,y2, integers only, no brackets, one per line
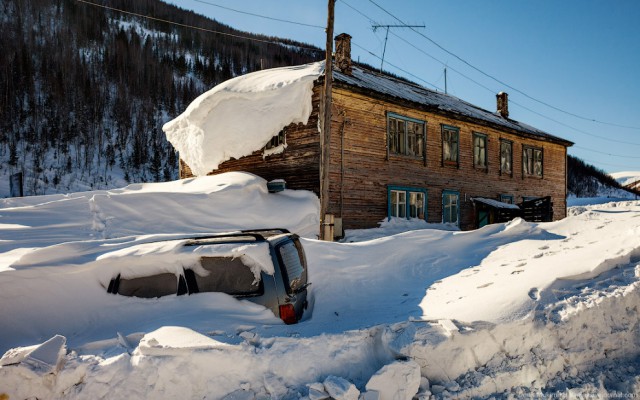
372,24,425,72
320,0,334,240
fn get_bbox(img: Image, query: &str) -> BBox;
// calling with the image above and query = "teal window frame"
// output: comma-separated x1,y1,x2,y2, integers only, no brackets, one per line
473,132,488,170
441,124,459,167
442,189,460,226
499,194,514,204
387,185,428,221
386,112,426,162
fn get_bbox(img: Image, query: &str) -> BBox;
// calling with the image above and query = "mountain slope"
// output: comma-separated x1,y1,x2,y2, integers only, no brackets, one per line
0,0,321,197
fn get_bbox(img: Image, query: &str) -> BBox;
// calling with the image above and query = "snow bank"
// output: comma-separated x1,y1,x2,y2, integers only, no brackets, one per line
1,179,639,399
163,62,323,176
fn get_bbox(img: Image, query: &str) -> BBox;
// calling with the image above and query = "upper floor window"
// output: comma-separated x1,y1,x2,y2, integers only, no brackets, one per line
473,133,487,169
523,146,543,177
265,129,286,150
263,129,287,158
387,113,425,158
500,139,512,175
442,125,459,167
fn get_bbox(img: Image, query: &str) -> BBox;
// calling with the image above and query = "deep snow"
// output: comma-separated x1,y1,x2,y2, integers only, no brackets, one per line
0,173,639,399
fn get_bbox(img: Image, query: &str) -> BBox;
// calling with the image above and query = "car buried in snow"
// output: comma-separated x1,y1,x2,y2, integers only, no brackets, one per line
105,229,310,324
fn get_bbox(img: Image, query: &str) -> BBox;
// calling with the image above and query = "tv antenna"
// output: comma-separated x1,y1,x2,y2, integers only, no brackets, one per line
372,24,425,72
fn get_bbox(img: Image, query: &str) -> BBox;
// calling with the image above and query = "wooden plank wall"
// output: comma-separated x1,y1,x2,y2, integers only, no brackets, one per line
328,87,568,230
179,81,569,233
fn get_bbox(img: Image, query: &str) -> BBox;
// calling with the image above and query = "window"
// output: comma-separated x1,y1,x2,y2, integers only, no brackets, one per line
390,190,407,218
523,146,543,177
500,140,512,175
473,133,487,169
195,257,262,296
387,113,425,157
114,273,178,298
265,129,286,150
442,125,459,166
388,186,427,220
277,239,307,294
500,194,514,204
442,190,459,225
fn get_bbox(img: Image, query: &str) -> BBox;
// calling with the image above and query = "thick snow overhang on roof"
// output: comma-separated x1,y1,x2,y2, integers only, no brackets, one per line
331,65,574,148
163,62,324,176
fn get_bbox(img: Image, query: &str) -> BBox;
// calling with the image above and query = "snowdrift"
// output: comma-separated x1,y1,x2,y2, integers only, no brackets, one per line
0,173,639,398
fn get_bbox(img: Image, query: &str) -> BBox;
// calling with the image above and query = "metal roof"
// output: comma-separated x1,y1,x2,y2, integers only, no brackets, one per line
331,65,574,147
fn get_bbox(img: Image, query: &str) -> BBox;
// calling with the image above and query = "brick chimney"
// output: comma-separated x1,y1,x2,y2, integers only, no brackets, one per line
496,92,509,118
334,33,352,75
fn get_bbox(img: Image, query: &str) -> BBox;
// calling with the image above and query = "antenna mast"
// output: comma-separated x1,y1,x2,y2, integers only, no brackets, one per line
372,24,425,72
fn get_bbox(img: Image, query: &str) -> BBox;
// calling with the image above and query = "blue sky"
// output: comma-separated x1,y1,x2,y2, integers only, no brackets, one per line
164,0,640,174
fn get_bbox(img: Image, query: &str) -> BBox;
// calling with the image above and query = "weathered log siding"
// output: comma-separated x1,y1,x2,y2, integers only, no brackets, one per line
179,82,568,232
328,87,567,230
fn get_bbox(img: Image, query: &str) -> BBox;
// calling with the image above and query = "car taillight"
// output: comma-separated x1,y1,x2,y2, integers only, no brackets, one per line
279,304,297,324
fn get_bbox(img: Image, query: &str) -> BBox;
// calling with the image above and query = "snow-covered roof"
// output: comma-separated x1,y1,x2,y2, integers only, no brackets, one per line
332,65,574,147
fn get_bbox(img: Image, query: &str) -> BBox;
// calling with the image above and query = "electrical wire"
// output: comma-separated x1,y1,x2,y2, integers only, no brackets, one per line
573,145,640,159
341,0,640,149
75,0,323,53
365,0,640,131
193,0,325,29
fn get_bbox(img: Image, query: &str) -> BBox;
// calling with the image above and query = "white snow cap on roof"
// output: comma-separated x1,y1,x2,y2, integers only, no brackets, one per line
163,61,324,176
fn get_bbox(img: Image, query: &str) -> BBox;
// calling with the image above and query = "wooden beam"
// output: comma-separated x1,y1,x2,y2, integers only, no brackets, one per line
320,0,334,240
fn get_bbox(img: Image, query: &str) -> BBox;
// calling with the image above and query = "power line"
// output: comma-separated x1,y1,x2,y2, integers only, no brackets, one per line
75,0,322,53
341,0,640,148
509,100,640,147
573,145,640,159
364,0,640,131
193,0,325,29
574,156,640,170
350,41,441,91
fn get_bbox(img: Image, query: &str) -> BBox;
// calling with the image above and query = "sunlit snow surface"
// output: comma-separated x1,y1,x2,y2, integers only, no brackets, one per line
1,174,639,399
162,62,323,176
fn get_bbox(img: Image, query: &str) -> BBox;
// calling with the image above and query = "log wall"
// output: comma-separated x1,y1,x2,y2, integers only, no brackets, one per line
180,82,569,232
327,87,568,231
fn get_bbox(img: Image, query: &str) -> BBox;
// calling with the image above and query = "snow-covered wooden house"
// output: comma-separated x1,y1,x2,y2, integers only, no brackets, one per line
170,33,573,236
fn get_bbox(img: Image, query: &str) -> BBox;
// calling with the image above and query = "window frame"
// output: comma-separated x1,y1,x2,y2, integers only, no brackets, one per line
442,189,460,226
387,185,427,221
472,132,488,170
499,139,513,177
522,146,543,178
386,112,426,162
499,194,514,204
441,124,460,168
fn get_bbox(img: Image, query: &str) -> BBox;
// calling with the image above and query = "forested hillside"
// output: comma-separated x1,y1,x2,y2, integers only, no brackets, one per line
567,154,638,198
0,0,321,196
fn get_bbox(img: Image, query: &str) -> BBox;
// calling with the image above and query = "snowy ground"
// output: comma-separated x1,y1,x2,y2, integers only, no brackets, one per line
1,173,639,399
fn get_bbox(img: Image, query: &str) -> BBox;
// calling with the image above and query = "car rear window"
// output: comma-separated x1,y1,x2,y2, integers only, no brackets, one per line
116,273,178,298
194,257,262,296
277,239,307,294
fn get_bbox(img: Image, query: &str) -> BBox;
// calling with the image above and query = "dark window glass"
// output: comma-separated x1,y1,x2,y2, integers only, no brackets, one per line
500,140,512,174
278,240,307,293
388,115,424,157
195,257,262,296
473,134,487,168
117,273,178,298
443,127,459,164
